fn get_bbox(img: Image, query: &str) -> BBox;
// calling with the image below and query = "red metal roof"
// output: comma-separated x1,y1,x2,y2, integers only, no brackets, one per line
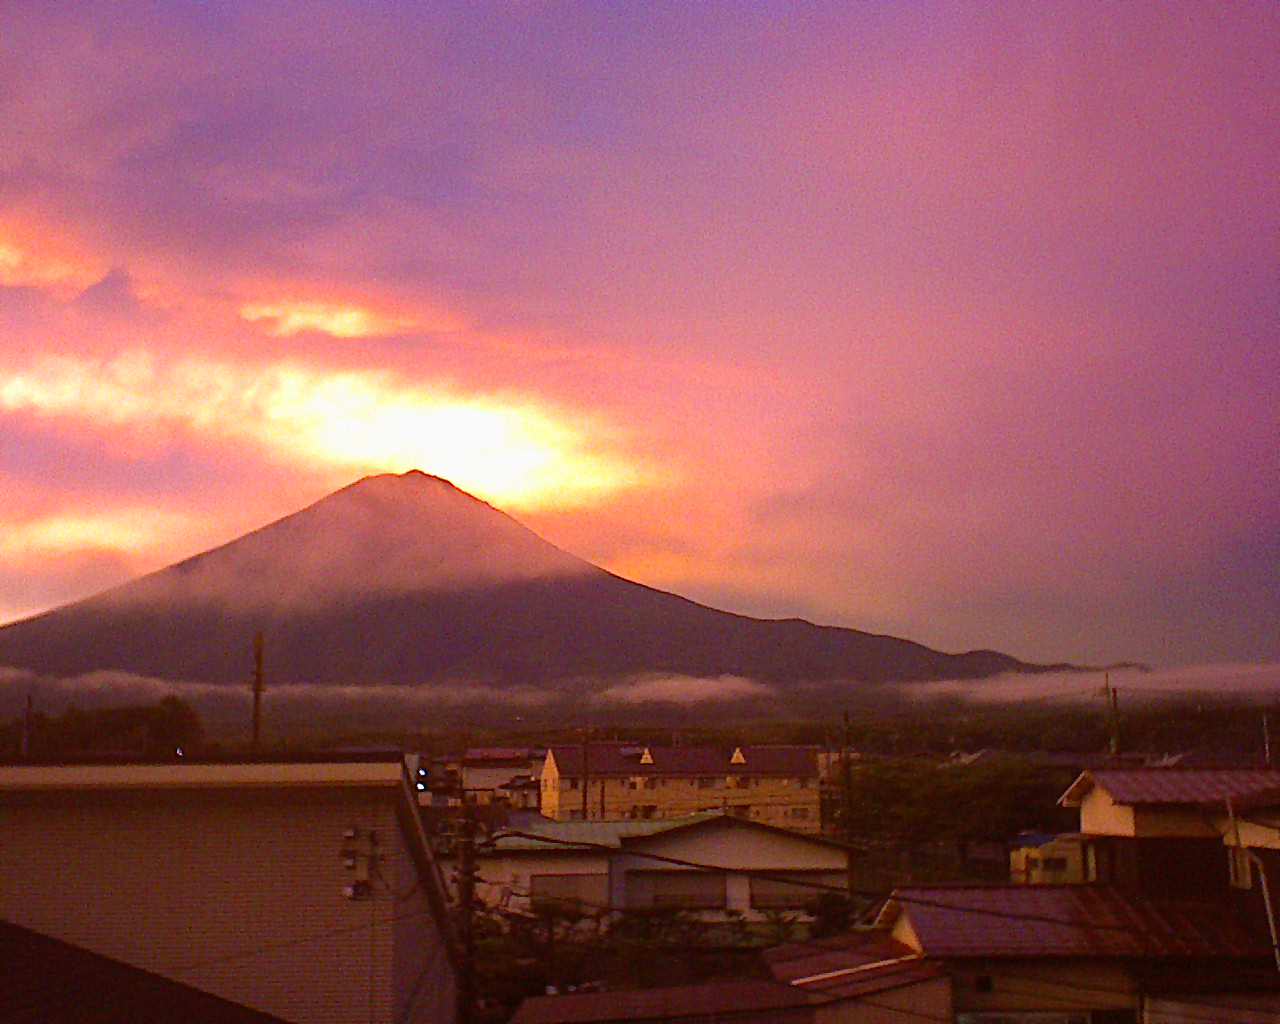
509,979,814,1023
548,744,819,778
884,885,1271,960
1062,769,1280,807
764,932,917,983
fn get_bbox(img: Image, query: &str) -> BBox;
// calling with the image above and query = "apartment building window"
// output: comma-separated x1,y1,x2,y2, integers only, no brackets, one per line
789,806,809,820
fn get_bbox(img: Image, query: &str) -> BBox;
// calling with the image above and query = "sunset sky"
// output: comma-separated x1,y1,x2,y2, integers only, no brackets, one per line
1,2,1276,670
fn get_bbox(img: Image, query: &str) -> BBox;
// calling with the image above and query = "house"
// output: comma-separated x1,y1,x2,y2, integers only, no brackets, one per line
876,883,1273,1022
458,746,544,805
1057,768,1280,897
541,743,821,832
464,811,852,920
1009,831,1087,885
509,932,951,1023
0,760,459,1024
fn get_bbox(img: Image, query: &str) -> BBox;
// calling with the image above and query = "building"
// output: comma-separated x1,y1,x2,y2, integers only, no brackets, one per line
1057,767,1280,897
1009,831,1088,885
511,949,950,1023
0,760,458,1024
463,811,852,921
875,883,1273,1022
458,746,544,805
541,743,821,832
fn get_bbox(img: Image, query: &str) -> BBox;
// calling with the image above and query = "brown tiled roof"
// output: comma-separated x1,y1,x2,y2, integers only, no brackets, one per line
548,745,818,778
0,920,289,1023
883,885,1271,960
509,979,814,1023
1061,769,1280,807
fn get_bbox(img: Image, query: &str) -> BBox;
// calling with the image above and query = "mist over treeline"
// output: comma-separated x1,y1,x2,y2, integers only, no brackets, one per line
3,692,1267,763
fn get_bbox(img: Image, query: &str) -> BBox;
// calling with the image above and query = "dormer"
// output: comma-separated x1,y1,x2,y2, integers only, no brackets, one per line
730,747,746,766
640,747,654,765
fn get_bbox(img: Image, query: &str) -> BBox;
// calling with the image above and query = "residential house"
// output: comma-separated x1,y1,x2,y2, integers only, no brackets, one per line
463,811,852,921
1057,768,1280,897
1010,832,1088,885
510,937,951,1023
876,884,1273,1022
541,743,821,832
458,746,544,806
0,760,458,1024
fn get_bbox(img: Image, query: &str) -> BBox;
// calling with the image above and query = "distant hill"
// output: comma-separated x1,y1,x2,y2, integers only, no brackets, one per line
0,471,1071,692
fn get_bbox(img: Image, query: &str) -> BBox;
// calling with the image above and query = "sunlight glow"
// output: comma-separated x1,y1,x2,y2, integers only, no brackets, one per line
0,352,641,510
0,510,192,557
240,301,418,338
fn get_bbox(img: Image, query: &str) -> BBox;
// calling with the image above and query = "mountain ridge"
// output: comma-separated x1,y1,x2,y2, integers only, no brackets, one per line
0,471,1079,691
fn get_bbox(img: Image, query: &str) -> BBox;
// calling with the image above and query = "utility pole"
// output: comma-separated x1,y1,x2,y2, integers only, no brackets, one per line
841,709,856,897
456,801,477,1024
19,690,32,760
251,631,265,754
1100,673,1120,758
1265,709,1274,769
580,726,590,821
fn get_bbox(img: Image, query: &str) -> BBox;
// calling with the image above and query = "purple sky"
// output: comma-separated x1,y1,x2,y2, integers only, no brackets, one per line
0,2,1276,668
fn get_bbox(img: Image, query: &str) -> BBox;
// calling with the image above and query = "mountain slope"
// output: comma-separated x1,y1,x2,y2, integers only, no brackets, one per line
0,471,1059,689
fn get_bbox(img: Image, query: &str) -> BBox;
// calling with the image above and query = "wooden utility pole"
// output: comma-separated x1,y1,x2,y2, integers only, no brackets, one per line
1100,673,1120,758
580,726,590,821
841,709,856,896
456,802,477,1024
19,690,32,760
251,631,265,754
1265,709,1274,769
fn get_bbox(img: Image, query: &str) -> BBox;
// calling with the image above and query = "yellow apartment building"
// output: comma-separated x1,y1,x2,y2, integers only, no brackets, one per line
540,743,821,833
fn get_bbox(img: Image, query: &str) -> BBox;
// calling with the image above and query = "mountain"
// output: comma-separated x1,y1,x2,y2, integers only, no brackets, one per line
0,471,1065,692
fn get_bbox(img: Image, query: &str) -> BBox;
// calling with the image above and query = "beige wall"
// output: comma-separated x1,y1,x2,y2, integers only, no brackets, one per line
541,752,821,832
813,976,952,1023
949,959,1136,1014
464,849,607,913
0,785,452,1024
1078,786,1137,836
1010,837,1086,884
1078,785,1218,838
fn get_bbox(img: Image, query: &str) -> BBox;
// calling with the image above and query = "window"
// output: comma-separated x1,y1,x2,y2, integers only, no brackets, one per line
629,870,726,909
698,777,717,788
790,806,810,820
530,873,609,912
1042,857,1068,872
568,777,579,791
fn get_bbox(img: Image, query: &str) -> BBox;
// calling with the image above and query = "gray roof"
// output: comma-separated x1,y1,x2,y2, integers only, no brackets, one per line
487,813,721,852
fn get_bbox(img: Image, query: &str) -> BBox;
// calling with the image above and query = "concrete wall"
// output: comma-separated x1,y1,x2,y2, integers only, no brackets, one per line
1078,786,1137,836
0,785,453,1024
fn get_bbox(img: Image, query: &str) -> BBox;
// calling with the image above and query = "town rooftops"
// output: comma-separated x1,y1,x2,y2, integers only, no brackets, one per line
1059,768,1280,808
0,761,410,791
461,747,538,764
548,744,819,778
764,931,921,984
510,979,814,1023
878,885,1270,960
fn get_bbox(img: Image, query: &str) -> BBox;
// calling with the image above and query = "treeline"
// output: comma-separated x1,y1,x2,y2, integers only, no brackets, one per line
0,697,204,760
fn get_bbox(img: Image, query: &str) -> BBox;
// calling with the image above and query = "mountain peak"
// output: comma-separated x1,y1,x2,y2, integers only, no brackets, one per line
97,472,595,614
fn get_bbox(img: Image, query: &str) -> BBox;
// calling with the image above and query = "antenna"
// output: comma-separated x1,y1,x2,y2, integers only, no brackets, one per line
251,631,265,754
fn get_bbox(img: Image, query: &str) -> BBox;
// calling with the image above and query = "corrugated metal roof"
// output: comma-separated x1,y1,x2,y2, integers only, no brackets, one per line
548,745,819,778
510,979,814,1023
885,885,1271,959
1062,769,1280,807
0,762,406,790
488,813,721,851
764,932,918,983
